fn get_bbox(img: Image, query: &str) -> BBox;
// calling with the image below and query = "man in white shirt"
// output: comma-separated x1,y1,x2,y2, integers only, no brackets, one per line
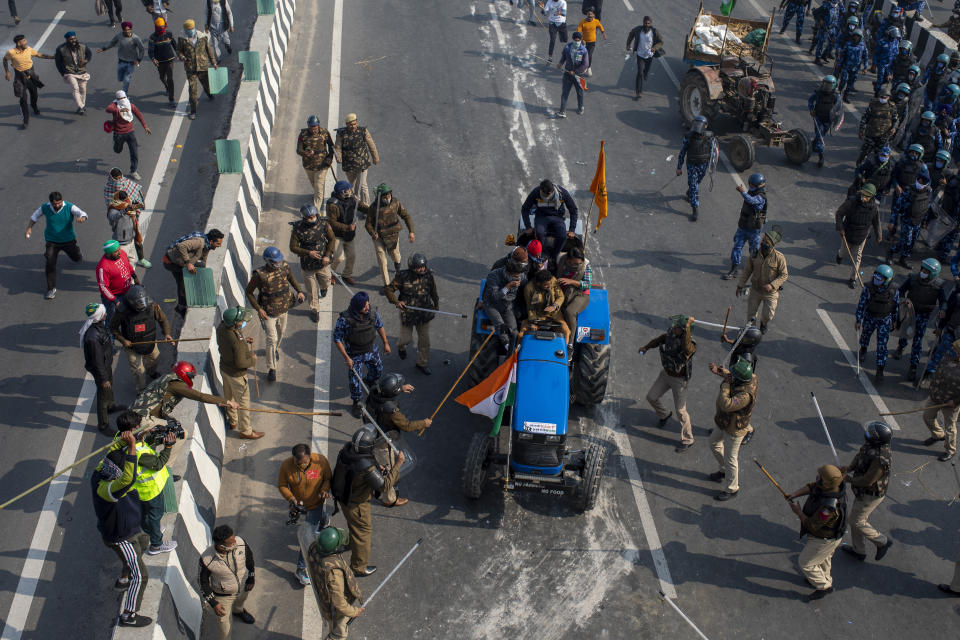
540,0,568,62
625,16,663,100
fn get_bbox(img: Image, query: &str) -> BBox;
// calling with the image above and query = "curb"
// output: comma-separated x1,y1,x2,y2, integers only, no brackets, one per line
116,0,298,637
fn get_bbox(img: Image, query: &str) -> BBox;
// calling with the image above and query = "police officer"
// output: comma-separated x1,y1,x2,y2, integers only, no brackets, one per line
384,253,439,375
872,25,900,93
245,247,305,382
216,306,263,440
362,183,415,291
890,83,913,149
707,356,758,501
840,421,894,563
639,315,697,453
895,259,945,381
850,145,893,202
722,324,763,374
906,110,943,164
334,291,390,418
520,179,579,267
110,285,172,392
289,203,335,323
857,264,899,383
305,526,364,637
836,183,882,289
888,39,917,88
736,227,787,334
785,465,847,601
365,372,430,506
332,425,405,577
808,74,841,167
835,28,867,102
923,53,952,111
334,113,379,206
888,173,932,268
890,142,930,228
327,180,360,286
813,0,841,65
723,173,768,281
676,115,716,221
922,339,960,461
296,115,335,210
779,0,812,44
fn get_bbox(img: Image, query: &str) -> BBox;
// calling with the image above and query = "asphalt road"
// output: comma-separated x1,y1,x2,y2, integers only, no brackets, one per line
3,0,960,639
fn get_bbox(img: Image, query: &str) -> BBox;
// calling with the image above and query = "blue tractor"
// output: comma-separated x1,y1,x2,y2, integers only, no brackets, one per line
461,276,610,511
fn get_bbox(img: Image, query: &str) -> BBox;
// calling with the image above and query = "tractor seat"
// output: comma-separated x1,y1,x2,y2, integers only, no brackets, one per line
720,56,744,78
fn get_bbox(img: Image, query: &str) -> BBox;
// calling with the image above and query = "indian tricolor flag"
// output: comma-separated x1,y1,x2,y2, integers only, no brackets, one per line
455,352,517,435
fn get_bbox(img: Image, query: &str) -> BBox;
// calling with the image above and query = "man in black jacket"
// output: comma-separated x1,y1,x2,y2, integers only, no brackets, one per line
82,302,124,432
92,430,152,627
835,183,882,289
54,31,93,115
625,16,663,100
520,179,578,267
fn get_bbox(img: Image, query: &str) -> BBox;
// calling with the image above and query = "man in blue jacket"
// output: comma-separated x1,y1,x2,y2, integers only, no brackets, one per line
92,429,153,627
555,31,588,118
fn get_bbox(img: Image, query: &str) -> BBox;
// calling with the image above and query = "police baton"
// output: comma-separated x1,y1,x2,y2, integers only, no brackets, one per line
401,304,467,319
754,458,792,502
810,392,841,466
348,367,401,455
347,538,423,626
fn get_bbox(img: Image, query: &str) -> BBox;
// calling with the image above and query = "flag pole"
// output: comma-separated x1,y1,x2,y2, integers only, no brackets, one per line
421,331,495,435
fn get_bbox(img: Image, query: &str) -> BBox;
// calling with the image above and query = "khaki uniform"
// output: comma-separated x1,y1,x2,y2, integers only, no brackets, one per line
362,198,414,286
245,263,303,371
847,444,891,554
216,321,256,435
307,546,362,639
289,218,336,313
641,329,696,445
175,35,216,114
710,376,758,493
334,125,379,206
343,463,400,573
924,358,960,457
296,127,335,209
737,247,788,328
369,404,427,505
797,484,845,590
327,196,360,279
385,269,440,367
198,537,253,640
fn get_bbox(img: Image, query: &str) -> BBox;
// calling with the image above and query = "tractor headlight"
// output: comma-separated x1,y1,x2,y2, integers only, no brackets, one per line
544,435,562,443
518,432,534,440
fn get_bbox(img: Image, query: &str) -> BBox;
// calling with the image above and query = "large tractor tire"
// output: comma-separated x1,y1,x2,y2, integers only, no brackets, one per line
576,443,606,512
462,432,491,499
784,129,811,165
679,72,710,126
572,343,611,406
467,311,500,387
728,134,756,171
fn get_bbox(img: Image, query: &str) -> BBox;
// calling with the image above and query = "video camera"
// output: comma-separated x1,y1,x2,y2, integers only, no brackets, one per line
146,419,186,448
286,502,307,526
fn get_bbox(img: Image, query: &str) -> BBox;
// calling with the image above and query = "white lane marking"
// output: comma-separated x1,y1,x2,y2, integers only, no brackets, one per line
34,10,65,50
0,376,94,640
301,0,343,635
622,0,634,11
817,308,902,430
138,81,191,238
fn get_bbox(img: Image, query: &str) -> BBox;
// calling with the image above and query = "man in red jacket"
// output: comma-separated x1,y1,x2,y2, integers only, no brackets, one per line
98,239,140,323
106,90,151,181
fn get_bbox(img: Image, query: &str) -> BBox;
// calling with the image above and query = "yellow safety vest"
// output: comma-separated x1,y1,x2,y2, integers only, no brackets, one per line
132,442,170,501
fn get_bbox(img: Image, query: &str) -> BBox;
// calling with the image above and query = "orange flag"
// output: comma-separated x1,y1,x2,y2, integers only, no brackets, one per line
590,140,607,231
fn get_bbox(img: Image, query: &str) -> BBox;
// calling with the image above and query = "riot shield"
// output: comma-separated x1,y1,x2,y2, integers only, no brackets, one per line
372,429,418,479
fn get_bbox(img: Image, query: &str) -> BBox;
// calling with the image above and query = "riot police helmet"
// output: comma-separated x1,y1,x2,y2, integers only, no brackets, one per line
351,425,377,454
691,115,708,134
124,285,149,312
408,253,428,270
863,420,893,445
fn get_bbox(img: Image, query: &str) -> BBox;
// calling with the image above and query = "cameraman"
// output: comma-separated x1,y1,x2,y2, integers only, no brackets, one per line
113,410,179,555
277,443,331,586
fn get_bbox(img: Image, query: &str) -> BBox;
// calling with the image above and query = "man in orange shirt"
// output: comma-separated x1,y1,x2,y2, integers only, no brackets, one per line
277,443,332,586
577,8,605,76
3,34,53,129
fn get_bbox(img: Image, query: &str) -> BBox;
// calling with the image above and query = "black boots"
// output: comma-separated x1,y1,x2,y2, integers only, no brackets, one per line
722,264,738,280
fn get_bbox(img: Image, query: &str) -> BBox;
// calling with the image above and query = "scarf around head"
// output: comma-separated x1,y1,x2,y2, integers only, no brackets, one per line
80,304,106,343
114,91,134,122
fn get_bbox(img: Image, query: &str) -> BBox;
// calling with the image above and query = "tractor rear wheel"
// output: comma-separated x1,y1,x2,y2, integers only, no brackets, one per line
576,443,606,512
679,72,710,126
572,343,610,406
462,432,491,499
784,129,811,165
728,134,756,171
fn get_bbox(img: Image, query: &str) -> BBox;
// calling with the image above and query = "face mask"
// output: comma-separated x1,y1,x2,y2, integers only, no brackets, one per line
936,160,946,169
909,153,920,162
920,271,930,280
760,244,772,256
878,97,889,103
916,180,925,190
305,216,318,226
185,28,196,37
873,275,885,286
240,321,247,329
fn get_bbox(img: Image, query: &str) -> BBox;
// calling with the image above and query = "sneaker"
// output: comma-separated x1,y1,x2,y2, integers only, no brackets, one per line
939,452,956,461
585,68,592,77
556,110,567,118
576,106,584,115
295,568,311,586
45,288,57,300
188,112,197,120
118,613,152,627
130,171,142,181
147,541,178,555
114,576,131,590
137,258,152,268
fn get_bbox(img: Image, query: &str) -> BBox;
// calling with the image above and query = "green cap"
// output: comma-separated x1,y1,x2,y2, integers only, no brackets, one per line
103,239,121,254
669,315,692,331
860,183,877,197
376,183,392,195
222,306,252,327
763,224,783,246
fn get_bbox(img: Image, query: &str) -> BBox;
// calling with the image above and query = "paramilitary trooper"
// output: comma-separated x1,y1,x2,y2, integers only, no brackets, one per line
836,182,883,289
849,146,893,203
858,85,898,166
639,315,696,453
365,372,431,506
808,74,842,167
835,28,867,103
906,110,943,165
872,25,901,93
895,259,945,381
289,203,335,323
305,526,364,638
923,53,953,111
736,226,788,334
384,253,439,375
295,114,335,210
889,39,917,89
334,291,389,418
813,0,841,65
676,115,717,221
723,173,768,281
890,143,930,227
331,425,405,577
888,173,932,268
785,465,848,601
362,183,415,291
856,264,899,383
707,356,758,501
840,421,894,563
779,0,811,44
